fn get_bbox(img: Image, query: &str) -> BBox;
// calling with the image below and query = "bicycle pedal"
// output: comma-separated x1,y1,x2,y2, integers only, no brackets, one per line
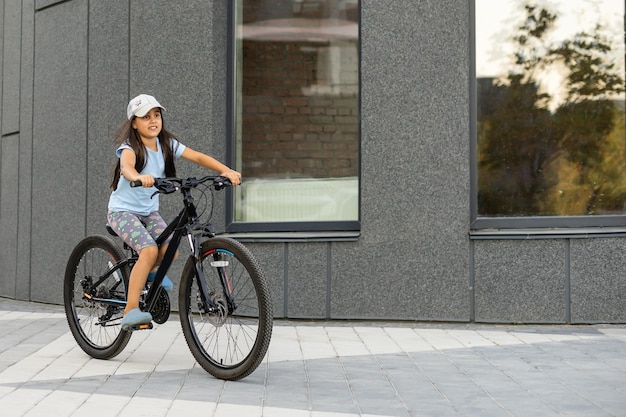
130,322,153,331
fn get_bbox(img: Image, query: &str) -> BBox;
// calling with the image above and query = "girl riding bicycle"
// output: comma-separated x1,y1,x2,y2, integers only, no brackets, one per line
107,94,241,330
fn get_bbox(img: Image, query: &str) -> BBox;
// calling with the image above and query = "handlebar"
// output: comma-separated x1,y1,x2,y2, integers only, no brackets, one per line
130,176,232,195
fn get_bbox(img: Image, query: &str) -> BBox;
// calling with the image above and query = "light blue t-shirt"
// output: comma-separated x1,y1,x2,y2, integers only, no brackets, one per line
108,138,186,215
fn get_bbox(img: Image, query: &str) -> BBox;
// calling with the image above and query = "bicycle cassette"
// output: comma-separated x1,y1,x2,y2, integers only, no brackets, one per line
150,290,171,324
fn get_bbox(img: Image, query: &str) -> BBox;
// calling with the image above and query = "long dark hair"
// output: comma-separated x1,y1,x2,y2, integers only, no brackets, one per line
109,116,178,190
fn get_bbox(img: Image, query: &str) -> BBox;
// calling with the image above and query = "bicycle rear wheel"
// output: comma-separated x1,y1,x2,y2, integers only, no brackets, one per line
64,235,132,359
179,237,273,380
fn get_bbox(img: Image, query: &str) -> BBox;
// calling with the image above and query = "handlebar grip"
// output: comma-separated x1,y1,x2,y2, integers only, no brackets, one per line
213,176,233,190
130,180,142,187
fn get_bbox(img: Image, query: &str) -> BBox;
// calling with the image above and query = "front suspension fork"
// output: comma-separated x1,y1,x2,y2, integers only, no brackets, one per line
188,235,236,314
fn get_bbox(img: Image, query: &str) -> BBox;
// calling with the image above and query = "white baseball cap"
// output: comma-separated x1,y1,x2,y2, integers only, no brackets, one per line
127,94,166,119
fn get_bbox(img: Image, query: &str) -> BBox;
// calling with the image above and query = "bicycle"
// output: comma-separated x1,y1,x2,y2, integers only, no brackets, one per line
63,175,273,380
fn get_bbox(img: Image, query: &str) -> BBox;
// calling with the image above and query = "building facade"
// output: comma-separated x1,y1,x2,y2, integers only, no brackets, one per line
1,0,625,323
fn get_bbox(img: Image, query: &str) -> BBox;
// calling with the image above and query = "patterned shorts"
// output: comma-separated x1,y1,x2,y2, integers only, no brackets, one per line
107,211,170,253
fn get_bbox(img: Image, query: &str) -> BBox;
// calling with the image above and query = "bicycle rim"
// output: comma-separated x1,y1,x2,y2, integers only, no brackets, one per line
179,237,273,380
64,235,131,359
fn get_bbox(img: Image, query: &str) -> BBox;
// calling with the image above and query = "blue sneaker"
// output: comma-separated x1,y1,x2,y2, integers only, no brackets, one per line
147,271,173,292
121,308,152,331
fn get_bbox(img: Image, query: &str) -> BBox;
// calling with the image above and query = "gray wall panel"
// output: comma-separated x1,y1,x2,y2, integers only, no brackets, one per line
570,238,626,323
331,238,468,320
128,1,221,154
86,0,130,237
246,242,286,318
474,240,567,323
16,0,35,300
31,0,88,303
2,0,21,135
0,0,4,123
335,0,470,320
0,135,19,297
287,243,328,318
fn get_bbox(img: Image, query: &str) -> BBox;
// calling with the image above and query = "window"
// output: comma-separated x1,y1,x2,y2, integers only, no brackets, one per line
473,0,626,229
228,0,360,233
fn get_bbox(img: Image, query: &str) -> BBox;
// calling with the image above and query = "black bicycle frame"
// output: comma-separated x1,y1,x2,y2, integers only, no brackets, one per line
143,186,199,312
85,180,230,316
83,257,133,306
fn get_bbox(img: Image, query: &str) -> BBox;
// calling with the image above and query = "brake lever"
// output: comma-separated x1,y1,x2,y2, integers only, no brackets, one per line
214,176,232,190
150,184,178,198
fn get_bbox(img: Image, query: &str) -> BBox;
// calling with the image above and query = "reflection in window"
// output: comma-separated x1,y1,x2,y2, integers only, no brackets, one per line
232,0,359,227
476,0,625,217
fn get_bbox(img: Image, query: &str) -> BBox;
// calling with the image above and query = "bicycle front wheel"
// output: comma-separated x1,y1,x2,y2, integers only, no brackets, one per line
179,237,273,380
64,235,132,359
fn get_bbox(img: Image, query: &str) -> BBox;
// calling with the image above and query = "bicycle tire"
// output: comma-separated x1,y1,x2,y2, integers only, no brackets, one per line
179,237,273,380
64,234,132,359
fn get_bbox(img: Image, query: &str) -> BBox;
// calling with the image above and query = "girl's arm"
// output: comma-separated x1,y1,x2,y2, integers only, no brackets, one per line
119,148,155,187
181,147,242,185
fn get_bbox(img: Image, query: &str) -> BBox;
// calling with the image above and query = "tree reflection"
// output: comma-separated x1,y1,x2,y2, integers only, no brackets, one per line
478,4,625,216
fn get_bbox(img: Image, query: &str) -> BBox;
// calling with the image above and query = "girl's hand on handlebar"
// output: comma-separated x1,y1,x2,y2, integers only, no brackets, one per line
221,169,242,186
135,174,155,188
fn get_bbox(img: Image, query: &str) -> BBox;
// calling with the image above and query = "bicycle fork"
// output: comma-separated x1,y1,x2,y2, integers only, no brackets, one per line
189,238,237,316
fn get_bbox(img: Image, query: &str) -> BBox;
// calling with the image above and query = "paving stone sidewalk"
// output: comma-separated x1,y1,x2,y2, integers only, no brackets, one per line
0,297,625,417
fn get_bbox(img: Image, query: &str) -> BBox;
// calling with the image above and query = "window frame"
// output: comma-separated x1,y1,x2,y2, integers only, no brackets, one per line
225,1,362,234
469,0,626,232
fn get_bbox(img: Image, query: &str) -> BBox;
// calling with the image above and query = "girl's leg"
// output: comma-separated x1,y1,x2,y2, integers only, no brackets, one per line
145,244,178,293
143,212,178,284
153,243,179,268
107,211,160,319
125,245,158,314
